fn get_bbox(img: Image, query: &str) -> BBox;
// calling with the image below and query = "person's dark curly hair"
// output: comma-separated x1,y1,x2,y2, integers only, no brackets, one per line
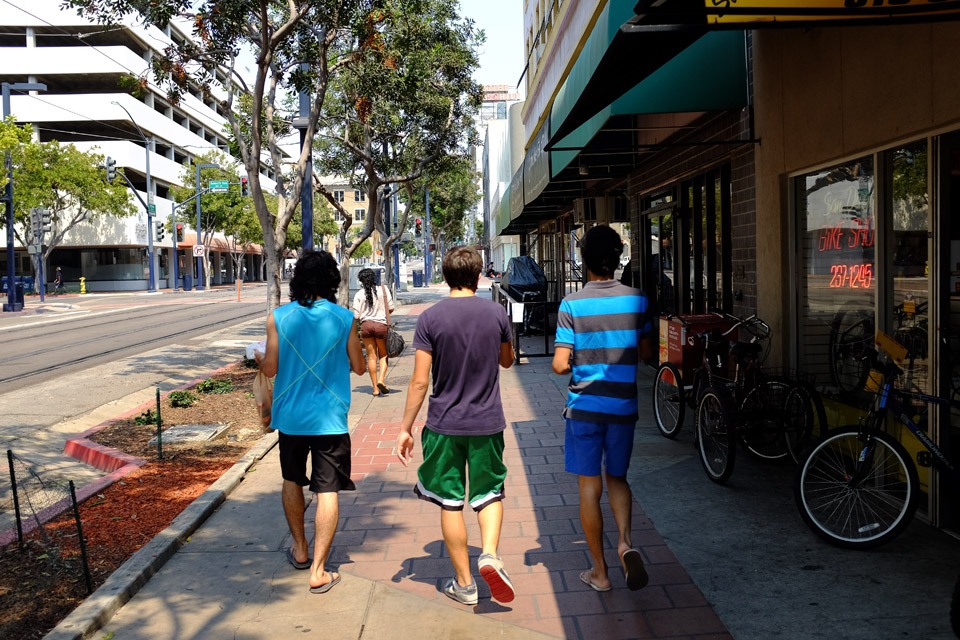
289,250,340,307
581,224,624,278
358,267,377,311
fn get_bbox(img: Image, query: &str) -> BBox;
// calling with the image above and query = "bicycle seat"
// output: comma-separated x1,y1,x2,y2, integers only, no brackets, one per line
731,341,762,360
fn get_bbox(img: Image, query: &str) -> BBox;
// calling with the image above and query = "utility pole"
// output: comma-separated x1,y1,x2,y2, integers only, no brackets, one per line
111,101,156,292
194,162,219,290
392,185,400,288
2,81,45,312
424,188,432,283
294,63,313,253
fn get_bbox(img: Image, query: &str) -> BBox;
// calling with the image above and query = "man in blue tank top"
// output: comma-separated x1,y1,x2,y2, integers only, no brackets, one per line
259,251,366,594
553,225,653,593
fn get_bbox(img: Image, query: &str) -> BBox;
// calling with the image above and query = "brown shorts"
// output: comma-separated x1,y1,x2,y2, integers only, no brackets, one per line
361,320,388,340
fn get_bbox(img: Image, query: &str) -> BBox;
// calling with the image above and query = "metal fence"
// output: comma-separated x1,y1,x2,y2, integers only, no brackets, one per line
2,450,92,593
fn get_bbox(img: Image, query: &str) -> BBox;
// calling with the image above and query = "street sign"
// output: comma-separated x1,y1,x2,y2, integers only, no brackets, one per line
193,245,205,257
27,245,40,255
400,232,413,242
209,180,229,193
148,203,156,215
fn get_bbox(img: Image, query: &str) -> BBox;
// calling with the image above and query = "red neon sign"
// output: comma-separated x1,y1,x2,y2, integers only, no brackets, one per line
828,263,873,289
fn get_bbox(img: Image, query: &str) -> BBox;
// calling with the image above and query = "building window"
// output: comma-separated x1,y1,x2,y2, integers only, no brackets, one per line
334,210,344,222
795,156,875,394
355,208,366,221
354,190,365,202
333,190,345,202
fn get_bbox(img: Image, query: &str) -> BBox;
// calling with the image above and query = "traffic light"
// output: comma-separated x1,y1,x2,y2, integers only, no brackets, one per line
40,208,52,233
415,218,422,236
241,177,248,197
175,223,184,243
105,157,116,184
155,220,165,242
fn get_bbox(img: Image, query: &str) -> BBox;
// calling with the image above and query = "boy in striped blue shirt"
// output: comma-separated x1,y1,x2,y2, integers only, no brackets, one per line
552,224,652,592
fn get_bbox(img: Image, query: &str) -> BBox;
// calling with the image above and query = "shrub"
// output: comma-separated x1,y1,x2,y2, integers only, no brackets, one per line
134,409,158,425
196,378,233,394
242,357,259,369
169,390,198,408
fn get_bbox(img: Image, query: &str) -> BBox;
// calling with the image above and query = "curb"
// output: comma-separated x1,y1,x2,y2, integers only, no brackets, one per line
43,430,279,640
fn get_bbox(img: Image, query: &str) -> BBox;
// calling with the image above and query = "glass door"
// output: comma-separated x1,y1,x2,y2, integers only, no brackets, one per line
937,133,960,530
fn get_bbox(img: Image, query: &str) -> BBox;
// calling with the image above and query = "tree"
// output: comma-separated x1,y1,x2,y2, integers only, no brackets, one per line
171,152,248,288
0,121,135,291
402,154,481,272
285,194,339,253
222,193,262,283
67,0,371,310
315,0,483,303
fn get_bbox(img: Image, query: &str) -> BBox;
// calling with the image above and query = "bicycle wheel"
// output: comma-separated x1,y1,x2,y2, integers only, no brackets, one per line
653,362,684,439
696,386,737,484
794,426,918,549
739,378,791,461
828,308,875,393
688,368,707,410
784,382,828,464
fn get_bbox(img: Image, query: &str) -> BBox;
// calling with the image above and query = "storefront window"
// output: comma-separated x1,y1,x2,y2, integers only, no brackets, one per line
889,142,930,397
796,157,876,393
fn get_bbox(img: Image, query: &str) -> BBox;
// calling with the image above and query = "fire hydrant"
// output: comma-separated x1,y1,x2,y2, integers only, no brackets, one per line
79,277,86,295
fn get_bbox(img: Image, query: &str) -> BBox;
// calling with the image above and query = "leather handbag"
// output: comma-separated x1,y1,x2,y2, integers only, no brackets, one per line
382,285,405,358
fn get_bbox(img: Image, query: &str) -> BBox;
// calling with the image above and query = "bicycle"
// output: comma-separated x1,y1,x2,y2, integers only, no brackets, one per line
694,315,827,483
794,330,959,549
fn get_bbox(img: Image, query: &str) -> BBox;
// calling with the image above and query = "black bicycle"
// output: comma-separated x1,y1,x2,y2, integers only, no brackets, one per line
694,315,826,483
794,331,959,549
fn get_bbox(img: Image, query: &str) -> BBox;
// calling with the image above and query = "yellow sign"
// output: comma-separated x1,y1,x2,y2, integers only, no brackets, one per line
875,330,908,363
706,0,960,25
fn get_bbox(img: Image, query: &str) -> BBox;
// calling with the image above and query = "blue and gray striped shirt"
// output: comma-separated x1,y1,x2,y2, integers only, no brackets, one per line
555,280,651,424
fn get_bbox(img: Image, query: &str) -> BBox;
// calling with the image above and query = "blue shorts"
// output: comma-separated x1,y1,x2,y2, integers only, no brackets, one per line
564,419,635,477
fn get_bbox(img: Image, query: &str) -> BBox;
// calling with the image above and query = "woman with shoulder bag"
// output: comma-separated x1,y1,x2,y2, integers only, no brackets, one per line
352,268,394,397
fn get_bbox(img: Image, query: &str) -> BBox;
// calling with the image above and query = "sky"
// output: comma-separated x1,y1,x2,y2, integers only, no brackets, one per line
459,0,525,93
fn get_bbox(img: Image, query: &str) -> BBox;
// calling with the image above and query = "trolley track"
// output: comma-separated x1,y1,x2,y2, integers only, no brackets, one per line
0,306,265,387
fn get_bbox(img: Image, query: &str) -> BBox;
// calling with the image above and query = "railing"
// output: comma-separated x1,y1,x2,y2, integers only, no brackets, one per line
492,283,559,363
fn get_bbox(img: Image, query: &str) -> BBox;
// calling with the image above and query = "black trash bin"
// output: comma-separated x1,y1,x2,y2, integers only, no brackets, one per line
182,274,193,291
14,282,24,305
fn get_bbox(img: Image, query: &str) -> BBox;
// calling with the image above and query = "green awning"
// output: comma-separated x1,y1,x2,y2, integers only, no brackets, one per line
495,185,512,237
551,30,748,177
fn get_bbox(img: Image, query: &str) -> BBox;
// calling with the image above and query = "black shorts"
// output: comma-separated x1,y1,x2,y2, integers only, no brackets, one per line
278,432,356,493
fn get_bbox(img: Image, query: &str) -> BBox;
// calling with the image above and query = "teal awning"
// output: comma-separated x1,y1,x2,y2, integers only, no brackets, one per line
550,30,748,176
495,185,512,237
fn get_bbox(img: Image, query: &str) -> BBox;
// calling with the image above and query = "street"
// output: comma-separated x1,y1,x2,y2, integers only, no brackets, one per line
0,286,267,394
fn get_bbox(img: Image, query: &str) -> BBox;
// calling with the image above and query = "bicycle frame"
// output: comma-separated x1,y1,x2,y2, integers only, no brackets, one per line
871,382,959,476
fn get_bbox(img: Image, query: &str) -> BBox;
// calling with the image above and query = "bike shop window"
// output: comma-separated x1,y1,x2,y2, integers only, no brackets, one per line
795,156,876,394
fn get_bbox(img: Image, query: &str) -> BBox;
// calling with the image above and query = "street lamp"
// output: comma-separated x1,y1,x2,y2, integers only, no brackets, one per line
110,100,157,293
194,162,219,290
3,81,46,312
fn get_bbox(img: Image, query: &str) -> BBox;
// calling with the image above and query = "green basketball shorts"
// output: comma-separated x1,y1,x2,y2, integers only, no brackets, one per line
414,427,507,512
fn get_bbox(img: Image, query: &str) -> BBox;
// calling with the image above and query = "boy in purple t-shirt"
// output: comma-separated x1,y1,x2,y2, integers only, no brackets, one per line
397,246,516,606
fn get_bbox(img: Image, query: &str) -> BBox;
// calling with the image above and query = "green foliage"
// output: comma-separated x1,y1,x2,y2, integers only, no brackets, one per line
286,195,339,250
196,379,234,395
134,409,158,425
403,155,481,246
242,357,259,369
168,391,198,408
0,119,136,291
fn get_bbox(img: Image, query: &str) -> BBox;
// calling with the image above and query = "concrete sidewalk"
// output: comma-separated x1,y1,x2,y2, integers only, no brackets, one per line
82,293,727,640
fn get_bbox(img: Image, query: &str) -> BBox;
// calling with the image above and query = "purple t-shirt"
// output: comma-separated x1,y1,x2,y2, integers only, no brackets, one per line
412,296,513,436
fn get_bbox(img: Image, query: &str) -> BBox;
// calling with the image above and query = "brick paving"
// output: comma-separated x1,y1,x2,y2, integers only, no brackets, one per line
324,301,731,639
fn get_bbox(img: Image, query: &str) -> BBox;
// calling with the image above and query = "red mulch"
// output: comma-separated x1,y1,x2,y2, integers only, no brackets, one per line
0,363,268,640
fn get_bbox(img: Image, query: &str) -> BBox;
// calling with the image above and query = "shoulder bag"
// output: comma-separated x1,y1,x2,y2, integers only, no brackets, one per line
382,285,405,358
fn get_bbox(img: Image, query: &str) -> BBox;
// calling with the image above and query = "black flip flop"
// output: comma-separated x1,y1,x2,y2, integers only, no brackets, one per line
621,549,648,591
309,573,341,594
377,383,390,395
286,547,310,570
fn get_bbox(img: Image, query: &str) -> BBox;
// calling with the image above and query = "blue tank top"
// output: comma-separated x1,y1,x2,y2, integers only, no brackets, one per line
271,300,354,435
